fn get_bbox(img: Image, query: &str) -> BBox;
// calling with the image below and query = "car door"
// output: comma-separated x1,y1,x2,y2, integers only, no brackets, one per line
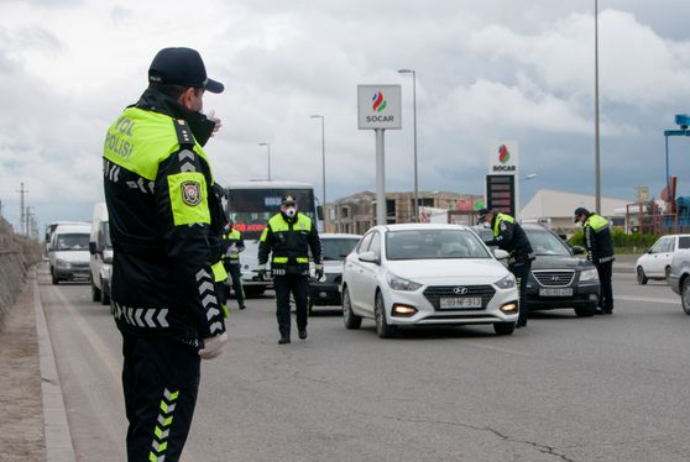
358,231,383,317
345,232,374,312
658,236,676,277
647,237,670,277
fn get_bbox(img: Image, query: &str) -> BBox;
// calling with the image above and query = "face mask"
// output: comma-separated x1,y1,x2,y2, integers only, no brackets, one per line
285,207,296,218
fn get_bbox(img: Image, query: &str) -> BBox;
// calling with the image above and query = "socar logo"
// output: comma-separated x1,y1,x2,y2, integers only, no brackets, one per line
498,144,511,164
372,92,387,113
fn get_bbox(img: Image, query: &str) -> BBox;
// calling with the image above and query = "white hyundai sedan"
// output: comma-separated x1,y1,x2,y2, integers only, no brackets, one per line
341,224,519,338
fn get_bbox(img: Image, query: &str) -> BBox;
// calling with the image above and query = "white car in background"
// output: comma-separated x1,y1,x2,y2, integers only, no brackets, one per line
636,234,690,284
341,224,519,338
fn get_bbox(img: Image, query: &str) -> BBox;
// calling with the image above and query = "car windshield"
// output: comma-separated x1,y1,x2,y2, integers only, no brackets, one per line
56,233,89,251
524,229,571,256
321,238,360,261
386,229,491,260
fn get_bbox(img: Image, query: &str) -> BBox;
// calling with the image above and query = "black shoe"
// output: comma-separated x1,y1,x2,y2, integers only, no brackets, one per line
239,305,246,310
604,310,613,315
298,328,308,340
279,336,291,344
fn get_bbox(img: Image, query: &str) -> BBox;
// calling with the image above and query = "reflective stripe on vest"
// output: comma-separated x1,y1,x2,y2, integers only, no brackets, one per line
493,213,515,237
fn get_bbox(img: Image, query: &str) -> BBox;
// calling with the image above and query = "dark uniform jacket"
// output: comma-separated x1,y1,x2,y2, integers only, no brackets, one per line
258,212,322,277
487,213,535,264
583,213,615,265
103,89,226,348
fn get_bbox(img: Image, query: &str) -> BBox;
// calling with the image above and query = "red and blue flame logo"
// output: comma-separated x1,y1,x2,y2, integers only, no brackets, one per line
372,92,387,113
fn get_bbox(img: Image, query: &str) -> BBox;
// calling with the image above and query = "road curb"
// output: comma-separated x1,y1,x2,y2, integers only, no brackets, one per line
33,269,77,462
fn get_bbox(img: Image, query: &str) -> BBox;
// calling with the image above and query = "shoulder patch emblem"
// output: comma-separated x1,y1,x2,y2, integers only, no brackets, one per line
500,222,507,231
181,181,202,206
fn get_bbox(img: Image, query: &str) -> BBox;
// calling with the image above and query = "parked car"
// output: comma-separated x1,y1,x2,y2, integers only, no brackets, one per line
341,224,519,338
49,223,92,285
667,250,690,314
89,203,113,305
307,233,362,313
635,234,690,284
475,224,601,317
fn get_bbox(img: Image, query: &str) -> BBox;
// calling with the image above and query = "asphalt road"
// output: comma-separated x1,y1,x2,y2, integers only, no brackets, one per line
39,266,690,462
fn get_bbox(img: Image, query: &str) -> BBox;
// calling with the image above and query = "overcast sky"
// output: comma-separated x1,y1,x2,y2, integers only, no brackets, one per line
1,0,690,231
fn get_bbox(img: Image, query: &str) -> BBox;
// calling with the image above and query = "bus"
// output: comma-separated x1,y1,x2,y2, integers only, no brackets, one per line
224,180,322,296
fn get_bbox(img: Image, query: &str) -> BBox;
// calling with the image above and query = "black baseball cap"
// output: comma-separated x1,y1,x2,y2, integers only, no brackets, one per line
281,195,296,206
148,47,224,94
573,207,589,222
477,208,490,221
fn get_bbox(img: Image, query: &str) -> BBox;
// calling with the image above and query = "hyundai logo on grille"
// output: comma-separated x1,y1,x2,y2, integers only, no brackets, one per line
453,287,469,295
552,276,560,282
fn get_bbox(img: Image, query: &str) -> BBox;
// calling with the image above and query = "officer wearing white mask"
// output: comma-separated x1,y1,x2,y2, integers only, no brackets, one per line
257,195,322,344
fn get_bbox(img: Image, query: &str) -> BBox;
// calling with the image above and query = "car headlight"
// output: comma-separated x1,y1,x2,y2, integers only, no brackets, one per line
494,274,516,289
56,259,71,269
386,272,423,291
580,268,599,283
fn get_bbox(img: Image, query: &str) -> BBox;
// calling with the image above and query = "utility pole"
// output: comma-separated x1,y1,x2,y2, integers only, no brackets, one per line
25,206,32,239
16,182,28,235
594,0,601,214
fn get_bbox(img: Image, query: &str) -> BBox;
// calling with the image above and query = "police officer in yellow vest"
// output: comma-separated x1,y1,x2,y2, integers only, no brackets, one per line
221,219,247,310
575,208,615,314
479,209,535,328
258,195,322,344
103,47,228,462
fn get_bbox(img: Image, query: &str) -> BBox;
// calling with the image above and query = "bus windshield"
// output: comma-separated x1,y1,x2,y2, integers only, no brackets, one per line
225,183,317,241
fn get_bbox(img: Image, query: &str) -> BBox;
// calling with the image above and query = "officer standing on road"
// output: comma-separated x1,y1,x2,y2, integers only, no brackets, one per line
103,47,228,462
258,195,323,344
222,218,247,311
479,209,535,328
574,207,615,314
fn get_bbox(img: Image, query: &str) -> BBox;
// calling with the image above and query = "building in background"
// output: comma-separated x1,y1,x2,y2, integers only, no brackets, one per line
327,191,483,234
520,189,631,230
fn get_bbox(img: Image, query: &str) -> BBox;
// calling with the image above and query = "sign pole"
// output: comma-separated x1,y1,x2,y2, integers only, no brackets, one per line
375,129,386,225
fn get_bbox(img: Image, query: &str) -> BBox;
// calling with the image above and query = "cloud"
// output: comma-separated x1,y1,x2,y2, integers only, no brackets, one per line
470,10,690,106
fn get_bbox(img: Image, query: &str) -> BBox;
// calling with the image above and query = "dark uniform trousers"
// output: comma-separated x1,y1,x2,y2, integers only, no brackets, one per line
273,274,309,338
509,261,532,326
122,334,200,462
596,261,614,312
224,261,245,307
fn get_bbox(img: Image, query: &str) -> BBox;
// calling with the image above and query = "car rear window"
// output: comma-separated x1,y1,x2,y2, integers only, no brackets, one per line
679,237,690,249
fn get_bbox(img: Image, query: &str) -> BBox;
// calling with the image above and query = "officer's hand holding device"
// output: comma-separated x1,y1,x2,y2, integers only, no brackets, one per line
256,264,267,278
314,264,324,279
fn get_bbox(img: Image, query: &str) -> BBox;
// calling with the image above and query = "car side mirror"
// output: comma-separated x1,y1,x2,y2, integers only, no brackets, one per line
571,246,585,255
358,251,379,265
316,205,324,222
494,249,510,260
89,242,98,255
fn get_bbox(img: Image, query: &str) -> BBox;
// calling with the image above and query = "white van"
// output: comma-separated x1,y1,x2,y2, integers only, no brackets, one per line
49,223,92,284
89,203,113,304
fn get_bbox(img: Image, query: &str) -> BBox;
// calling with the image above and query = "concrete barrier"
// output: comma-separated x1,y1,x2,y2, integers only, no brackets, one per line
0,217,42,320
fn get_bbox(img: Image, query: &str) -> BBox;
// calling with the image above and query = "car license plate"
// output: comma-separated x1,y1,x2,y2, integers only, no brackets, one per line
539,288,574,297
439,297,483,310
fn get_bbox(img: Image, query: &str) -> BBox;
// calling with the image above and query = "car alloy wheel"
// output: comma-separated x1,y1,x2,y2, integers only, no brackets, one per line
682,278,690,315
342,288,362,330
374,292,396,338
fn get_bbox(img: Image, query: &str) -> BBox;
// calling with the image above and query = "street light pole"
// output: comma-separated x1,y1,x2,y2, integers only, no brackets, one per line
258,142,271,181
398,69,419,222
594,0,601,214
310,115,327,230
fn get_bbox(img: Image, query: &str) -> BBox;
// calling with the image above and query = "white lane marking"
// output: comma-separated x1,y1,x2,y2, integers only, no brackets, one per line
464,341,533,357
614,295,678,305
